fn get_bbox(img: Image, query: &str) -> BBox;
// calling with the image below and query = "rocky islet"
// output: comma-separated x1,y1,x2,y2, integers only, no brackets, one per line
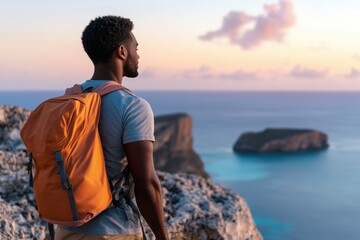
233,128,329,153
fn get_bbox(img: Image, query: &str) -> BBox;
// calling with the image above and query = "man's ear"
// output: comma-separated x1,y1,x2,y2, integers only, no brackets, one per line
117,45,128,60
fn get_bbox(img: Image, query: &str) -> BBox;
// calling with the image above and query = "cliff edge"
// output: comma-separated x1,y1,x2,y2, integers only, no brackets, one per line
0,149,262,239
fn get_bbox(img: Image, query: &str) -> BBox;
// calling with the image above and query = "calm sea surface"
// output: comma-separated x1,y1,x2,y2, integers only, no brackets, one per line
1,90,360,240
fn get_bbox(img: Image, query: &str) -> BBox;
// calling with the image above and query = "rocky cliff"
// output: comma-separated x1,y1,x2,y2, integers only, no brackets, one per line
234,128,329,153
154,113,208,178
0,149,262,239
0,105,262,239
0,150,47,239
0,105,31,151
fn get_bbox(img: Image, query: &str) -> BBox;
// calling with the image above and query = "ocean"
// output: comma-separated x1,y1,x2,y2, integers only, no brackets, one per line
1,90,360,240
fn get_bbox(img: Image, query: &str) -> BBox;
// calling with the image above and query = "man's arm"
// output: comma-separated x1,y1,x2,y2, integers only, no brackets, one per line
124,140,169,240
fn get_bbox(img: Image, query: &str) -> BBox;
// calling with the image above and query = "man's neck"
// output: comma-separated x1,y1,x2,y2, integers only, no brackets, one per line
91,62,123,84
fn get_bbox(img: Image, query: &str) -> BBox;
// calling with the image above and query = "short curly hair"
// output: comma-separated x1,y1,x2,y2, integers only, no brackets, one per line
81,16,134,64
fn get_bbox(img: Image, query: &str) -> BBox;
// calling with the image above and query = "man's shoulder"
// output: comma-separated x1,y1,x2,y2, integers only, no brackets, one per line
101,88,153,121
106,88,150,109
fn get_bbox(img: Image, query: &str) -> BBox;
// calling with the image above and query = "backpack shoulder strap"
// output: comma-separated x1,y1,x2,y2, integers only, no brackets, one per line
64,81,133,96
94,81,133,96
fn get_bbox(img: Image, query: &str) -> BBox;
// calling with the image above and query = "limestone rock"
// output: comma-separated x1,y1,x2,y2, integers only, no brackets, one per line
234,128,329,153
0,150,35,203
0,149,262,240
143,172,263,240
0,105,31,151
154,113,208,178
0,197,47,240
0,150,47,239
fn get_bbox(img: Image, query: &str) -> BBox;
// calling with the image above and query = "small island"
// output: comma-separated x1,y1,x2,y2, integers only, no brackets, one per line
233,128,329,153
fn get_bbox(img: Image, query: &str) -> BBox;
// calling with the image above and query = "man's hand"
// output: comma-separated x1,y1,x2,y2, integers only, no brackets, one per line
124,140,169,240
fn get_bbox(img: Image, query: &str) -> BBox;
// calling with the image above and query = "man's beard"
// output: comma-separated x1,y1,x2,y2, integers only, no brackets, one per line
123,55,138,78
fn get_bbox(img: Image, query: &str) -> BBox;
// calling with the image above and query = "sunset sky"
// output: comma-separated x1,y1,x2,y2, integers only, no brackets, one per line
1,0,360,91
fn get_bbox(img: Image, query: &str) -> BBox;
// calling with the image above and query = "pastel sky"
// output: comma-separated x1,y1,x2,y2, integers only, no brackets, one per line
1,0,360,91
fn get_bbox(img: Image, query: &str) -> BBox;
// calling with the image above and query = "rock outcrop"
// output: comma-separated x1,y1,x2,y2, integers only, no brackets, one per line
233,128,329,153
0,149,262,240
0,105,31,151
154,113,208,178
146,171,262,239
0,150,48,239
0,197,47,240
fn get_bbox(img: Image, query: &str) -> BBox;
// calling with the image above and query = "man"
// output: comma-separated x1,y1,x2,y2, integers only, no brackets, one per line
55,16,169,240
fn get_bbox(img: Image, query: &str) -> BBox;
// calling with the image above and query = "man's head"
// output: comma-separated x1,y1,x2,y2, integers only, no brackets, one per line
82,16,139,77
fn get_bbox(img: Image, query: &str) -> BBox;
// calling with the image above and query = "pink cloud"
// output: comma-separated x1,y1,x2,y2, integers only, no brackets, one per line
290,65,327,79
139,68,157,78
219,70,258,81
199,0,296,49
182,66,258,81
199,11,254,41
182,65,215,80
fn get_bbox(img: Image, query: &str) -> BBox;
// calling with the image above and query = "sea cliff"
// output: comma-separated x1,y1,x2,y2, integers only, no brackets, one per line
154,113,208,178
0,105,262,239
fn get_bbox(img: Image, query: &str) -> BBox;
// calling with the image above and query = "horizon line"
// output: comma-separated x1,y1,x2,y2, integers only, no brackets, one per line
1,89,360,93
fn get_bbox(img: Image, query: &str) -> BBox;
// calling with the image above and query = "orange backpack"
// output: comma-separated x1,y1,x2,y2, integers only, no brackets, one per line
20,81,129,226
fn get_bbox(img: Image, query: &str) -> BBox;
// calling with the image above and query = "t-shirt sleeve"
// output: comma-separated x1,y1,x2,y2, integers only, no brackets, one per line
123,98,155,144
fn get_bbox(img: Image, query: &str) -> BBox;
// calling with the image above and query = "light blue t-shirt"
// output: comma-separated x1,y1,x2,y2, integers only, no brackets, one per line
63,80,155,235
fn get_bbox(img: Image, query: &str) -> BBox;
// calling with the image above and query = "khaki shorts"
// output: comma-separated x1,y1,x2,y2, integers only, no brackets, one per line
55,226,143,240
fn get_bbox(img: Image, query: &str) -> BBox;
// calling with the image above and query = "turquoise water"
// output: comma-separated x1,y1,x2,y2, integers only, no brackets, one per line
144,91,360,240
1,91,360,239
